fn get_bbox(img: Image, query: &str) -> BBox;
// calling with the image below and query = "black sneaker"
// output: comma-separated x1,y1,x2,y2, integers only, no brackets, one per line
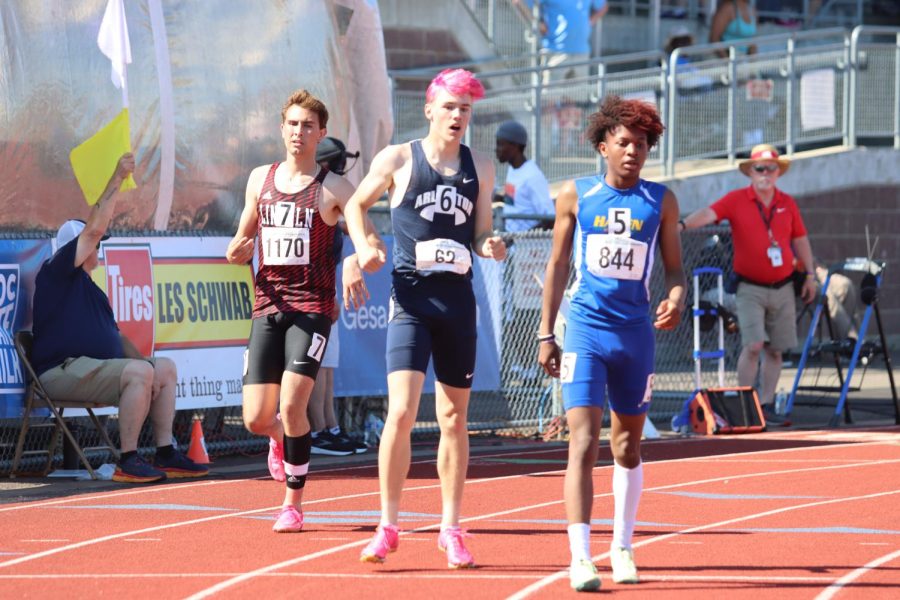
310,430,355,456
762,404,791,427
153,450,209,478
113,454,166,483
333,427,367,454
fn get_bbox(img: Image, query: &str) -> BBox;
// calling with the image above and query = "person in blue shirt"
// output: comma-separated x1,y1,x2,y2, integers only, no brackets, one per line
32,153,208,484
515,0,608,83
538,96,686,591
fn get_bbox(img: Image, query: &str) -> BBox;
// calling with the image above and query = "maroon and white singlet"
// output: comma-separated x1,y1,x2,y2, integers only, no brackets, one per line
252,163,337,318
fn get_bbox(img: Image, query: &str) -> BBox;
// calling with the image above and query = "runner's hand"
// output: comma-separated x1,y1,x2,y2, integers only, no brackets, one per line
538,341,561,378
483,235,507,261
226,236,254,264
653,298,681,330
342,254,370,310
357,244,386,273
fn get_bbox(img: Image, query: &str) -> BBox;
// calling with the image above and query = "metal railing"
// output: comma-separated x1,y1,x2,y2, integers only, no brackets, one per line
390,26,899,182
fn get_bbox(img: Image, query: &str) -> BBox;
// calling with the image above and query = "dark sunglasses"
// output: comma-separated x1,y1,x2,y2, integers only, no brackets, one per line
752,164,779,174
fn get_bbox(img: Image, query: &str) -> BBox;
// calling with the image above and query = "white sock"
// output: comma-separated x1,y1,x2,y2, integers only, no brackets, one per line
329,426,341,435
611,462,643,550
567,523,592,562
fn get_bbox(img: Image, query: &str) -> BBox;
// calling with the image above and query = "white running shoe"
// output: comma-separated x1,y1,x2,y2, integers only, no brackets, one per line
610,546,639,584
569,558,601,591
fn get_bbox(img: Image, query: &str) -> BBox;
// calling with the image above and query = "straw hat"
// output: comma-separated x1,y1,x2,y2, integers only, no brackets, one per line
739,144,791,176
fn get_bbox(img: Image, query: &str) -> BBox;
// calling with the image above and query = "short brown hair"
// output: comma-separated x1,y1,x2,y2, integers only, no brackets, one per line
586,95,665,150
281,89,329,128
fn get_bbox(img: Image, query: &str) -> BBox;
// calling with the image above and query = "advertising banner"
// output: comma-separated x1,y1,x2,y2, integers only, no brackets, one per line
4,233,503,415
90,237,252,411
0,239,52,418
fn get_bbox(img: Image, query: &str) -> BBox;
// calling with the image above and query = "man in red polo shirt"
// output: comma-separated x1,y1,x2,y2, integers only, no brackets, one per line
681,144,816,424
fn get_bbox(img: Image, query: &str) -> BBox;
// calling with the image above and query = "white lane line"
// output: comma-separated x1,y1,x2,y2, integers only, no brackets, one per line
0,469,535,570
185,456,900,600
0,571,545,580
814,548,900,600
507,487,900,599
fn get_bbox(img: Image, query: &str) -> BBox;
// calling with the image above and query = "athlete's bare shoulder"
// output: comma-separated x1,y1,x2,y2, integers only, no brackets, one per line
245,163,273,202
468,148,495,177
321,169,355,200
373,142,412,173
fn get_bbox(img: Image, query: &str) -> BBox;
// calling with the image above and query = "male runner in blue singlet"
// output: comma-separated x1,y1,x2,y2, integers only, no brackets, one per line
538,95,686,591
344,68,506,568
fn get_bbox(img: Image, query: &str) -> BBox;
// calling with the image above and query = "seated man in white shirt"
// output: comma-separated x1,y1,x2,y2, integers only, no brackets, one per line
495,120,554,232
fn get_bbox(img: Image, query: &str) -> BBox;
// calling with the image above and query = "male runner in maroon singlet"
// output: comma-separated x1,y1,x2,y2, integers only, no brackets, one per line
226,89,381,533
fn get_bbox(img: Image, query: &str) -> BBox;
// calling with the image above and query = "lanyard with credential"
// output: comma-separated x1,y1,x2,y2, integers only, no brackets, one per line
754,198,779,248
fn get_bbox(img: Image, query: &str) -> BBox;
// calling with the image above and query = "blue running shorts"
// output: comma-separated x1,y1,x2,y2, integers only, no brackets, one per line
560,319,655,415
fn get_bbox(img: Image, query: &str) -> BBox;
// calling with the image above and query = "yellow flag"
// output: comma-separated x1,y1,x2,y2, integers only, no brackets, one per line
69,108,137,206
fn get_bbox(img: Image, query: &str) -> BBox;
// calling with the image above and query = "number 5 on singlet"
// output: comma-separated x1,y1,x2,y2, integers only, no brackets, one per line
585,234,647,281
261,226,309,265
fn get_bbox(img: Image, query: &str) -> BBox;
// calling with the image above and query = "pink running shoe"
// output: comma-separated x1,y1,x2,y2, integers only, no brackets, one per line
268,436,285,482
272,505,303,533
438,527,474,569
360,524,400,563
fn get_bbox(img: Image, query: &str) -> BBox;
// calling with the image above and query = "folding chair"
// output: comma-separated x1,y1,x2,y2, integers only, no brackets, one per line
11,331,119,479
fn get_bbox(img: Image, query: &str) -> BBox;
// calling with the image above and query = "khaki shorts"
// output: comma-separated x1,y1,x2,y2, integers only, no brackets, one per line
39,357,156,406
735,282,797,351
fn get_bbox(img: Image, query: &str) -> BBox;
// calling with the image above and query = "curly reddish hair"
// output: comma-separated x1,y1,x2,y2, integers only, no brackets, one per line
586,95,665,150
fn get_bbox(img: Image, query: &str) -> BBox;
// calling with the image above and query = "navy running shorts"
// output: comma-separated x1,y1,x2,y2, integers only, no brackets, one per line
386,276,477,389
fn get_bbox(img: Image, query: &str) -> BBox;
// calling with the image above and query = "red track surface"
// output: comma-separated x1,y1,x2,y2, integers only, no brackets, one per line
2,427,899,599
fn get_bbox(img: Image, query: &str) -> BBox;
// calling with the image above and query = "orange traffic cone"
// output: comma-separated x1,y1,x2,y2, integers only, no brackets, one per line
187,417,210,464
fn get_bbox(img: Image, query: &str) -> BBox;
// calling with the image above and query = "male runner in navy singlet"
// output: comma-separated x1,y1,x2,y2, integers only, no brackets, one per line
538,96,686,590
226,89,381,533
343,69,507,568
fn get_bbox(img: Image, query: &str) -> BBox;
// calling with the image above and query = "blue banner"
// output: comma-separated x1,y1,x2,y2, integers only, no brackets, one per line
0,239,52,418
334,236,501,396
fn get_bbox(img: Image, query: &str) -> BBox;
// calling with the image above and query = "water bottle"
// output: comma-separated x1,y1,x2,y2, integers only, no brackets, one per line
775,388,787,416
364,414,376,448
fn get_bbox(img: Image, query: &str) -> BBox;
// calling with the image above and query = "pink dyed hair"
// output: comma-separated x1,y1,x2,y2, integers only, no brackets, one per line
425,68,485,103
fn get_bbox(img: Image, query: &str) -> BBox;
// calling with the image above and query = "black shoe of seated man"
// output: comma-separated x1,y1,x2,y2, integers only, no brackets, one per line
334,427,367,454
310,430,355,456
153,447,209,478
113,453,166,484
762,403,791,427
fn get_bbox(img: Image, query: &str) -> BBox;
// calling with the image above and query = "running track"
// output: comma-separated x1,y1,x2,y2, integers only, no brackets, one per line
2,427,899,599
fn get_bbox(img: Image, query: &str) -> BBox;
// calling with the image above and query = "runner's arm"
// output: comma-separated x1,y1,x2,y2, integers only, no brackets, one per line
654,190,687,330
226,166,264,264
538,180,577,377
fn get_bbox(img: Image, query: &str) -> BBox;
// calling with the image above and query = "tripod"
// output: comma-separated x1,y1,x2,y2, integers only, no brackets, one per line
786,259,899,426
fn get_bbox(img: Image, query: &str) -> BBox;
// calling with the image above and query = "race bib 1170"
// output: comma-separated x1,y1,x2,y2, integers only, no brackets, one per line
261,226,309,266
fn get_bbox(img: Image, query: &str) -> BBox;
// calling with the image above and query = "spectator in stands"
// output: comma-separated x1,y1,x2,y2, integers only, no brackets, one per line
681,144,817,425
665,25,695,65
514,0,609,83
710,0,757,57
495,120,554,231
30,153,208,484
